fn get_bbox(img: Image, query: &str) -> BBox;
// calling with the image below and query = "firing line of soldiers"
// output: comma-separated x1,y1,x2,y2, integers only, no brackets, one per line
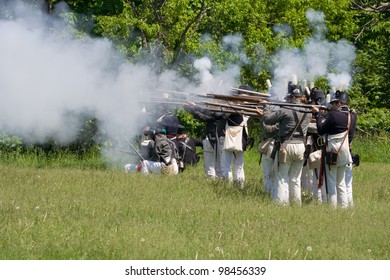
125,78,358,207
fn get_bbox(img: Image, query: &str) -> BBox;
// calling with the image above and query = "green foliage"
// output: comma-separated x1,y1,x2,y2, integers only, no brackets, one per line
59,0,124,16
0,145,105,169
350,134,390,163
0,133,23,153
176,108,205,138
356,108,390,134
21,0,390,135
349,3,390,133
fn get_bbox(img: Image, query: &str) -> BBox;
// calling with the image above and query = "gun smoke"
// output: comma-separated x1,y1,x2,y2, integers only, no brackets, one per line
0,1,236,161
270,8,356,99
0,2,357,166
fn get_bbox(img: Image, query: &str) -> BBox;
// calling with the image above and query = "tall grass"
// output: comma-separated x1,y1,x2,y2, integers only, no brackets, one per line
350,134,390,163
0,136,389,260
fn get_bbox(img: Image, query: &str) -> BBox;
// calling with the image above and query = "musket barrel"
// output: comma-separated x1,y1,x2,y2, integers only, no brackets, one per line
140,100,186,105
205,101,263,114
204,107,260,117
258,101,328,110
119,130,145,161
231,87,271,97
206,93,268,103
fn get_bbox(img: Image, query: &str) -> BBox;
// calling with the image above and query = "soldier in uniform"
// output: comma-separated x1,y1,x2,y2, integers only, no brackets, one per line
258,121,279,196
257,83,311,205
174,125,203,168
184,102,228,179
311,91,356,208
336,92,357,206
305,88,327,202
220,85,253,189
125,128,179,175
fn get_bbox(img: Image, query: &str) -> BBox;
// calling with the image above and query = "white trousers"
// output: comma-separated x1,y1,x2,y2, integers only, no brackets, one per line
261,154,274,193
202,137,225,179
273,143,305,205
221,149,245,187
125,160,178,175
301,163,314,192
325,164,348,208
141,160,164,174
345,163,353,206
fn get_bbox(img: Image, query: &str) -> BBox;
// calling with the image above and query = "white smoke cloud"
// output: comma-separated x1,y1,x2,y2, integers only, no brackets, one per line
0,2,357,166
269,9,356,99
306,8,327,39
273,23,292,37
0,5,150,145
193,57,213,87
327,39,356,90
0,1,241,166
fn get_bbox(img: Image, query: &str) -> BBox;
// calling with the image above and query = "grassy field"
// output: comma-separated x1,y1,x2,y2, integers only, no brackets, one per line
1,135,390,260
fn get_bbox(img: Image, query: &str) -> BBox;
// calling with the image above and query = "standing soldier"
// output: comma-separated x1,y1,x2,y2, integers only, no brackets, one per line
258,121,279,196
221,85,253,189
184,102,227,179
311,91,356,208
337,92,357,206
257,82,311,205
305,88,327,202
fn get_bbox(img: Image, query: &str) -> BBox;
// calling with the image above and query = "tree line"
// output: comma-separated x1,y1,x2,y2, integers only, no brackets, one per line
16,0,390,135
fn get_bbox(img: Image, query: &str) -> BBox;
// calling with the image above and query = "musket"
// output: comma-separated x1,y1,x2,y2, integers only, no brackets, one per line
204,101,262,116
118,130,145,161
140,100,187,106
258,101,328,111
206,93,328,111
318,146,329,198
205,98,327,112
316,135,328,198
204,106,260,117
231,87,271,97
156,89,202,97
206,93,268,103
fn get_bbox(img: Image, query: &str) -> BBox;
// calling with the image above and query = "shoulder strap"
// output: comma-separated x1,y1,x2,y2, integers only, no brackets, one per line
292,111,307,136
180,138,194,152
287,111,307,141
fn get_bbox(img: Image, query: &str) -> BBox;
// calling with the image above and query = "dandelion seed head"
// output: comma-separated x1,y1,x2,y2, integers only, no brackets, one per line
306,246,312,251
